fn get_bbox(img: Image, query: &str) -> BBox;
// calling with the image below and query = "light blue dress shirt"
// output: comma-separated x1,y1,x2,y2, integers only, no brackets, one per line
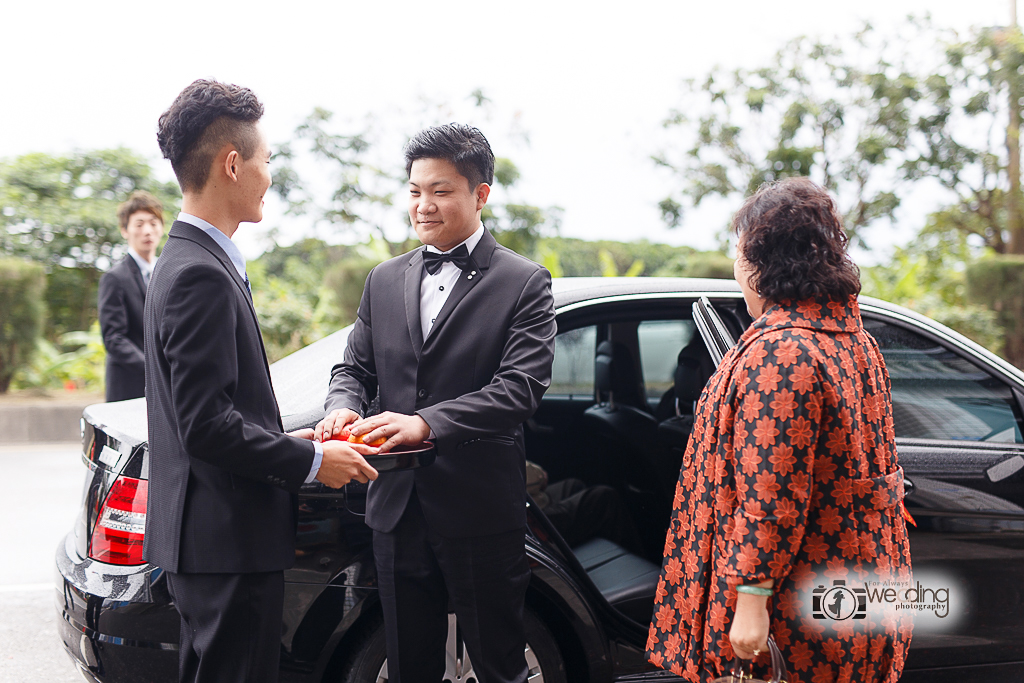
176,212,323,483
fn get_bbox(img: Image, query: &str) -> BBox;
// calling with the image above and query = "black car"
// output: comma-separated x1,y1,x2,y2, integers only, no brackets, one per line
57,277,1024,682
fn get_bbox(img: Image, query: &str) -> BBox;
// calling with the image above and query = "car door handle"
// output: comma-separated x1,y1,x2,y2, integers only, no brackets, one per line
986,455,1024,483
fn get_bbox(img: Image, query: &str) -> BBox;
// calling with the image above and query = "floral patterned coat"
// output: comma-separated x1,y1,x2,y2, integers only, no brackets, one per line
647,297,913,683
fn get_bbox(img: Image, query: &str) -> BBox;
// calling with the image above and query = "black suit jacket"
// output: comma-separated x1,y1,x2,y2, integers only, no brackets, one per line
143,221,315,573
98,255,147,401
326,229,556,537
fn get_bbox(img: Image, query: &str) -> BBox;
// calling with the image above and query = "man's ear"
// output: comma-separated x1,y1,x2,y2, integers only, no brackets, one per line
223,148,240,182
475,183,491,210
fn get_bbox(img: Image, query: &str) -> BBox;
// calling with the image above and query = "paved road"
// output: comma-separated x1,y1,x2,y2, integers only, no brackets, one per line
0,442,87,682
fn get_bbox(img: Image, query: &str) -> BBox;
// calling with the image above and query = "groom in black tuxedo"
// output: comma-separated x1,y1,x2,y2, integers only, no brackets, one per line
317,124,556,683
144,79,378,683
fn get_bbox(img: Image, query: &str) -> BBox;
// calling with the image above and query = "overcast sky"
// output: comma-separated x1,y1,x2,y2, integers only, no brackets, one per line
2,0,1018,261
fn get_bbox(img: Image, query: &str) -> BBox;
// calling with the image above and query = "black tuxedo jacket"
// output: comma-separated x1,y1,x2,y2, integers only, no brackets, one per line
326,229,556,537
98,255,147,401
143,221,315,573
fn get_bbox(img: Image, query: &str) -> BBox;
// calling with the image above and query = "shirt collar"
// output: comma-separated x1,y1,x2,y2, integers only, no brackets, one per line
423,223,485,256
177,212,247,280
126,247,155,276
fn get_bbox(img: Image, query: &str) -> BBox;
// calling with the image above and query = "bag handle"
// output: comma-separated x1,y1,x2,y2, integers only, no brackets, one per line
723,635,788,683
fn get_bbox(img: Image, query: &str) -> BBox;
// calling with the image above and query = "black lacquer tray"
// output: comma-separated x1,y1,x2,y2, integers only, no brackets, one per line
365,441,436,472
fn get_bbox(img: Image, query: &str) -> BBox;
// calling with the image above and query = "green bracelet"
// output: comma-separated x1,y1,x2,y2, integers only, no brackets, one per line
736,585,773,597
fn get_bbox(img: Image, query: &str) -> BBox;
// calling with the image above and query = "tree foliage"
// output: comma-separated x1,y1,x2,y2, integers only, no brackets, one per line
0,259,45,392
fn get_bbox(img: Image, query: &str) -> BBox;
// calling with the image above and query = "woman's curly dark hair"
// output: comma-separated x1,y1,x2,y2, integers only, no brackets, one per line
733,176,860,303
157,79,264,193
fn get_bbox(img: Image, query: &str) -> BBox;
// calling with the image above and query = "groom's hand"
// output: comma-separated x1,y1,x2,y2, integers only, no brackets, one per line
315,408,361,442
349,412,431,454
316,440,379,488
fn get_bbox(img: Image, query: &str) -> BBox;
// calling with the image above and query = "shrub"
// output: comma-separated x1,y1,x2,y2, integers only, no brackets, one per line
966,255,1024,368
0,259,46,392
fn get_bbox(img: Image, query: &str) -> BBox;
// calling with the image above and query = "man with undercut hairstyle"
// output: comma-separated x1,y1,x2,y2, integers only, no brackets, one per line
145,79,378,683
317,123,556,683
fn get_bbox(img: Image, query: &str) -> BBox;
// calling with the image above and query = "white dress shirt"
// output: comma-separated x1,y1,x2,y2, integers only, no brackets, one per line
420,224,485,341
176,212,323,483
127,248,156,288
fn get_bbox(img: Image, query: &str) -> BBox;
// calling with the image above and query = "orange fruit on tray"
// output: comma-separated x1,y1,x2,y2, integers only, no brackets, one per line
332,425,386,447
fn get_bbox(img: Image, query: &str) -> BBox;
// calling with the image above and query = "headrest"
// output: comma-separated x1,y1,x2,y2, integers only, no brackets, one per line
674,336,714,405
594,340,647,410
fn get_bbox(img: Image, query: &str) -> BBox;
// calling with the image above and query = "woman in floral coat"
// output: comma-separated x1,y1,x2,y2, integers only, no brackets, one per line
647,177,913,683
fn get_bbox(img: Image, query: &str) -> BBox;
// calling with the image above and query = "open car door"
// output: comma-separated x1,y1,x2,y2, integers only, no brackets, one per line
692,296,735,366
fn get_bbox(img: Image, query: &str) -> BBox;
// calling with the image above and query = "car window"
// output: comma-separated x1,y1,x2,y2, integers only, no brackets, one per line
638,320,696,400
866,319,1023,443
549,325,597,398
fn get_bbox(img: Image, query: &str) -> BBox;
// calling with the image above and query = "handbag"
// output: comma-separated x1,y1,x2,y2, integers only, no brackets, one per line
712,635,788,683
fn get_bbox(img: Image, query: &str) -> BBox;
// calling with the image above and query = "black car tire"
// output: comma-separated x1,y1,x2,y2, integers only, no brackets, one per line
338,608,566,683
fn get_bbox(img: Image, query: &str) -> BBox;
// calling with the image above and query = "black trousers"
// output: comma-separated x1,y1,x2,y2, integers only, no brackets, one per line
165,570,284,683
372,492,531,683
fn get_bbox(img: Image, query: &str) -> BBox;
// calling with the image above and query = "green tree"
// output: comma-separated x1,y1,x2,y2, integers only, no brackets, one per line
0,148,180,335
654,23,928,245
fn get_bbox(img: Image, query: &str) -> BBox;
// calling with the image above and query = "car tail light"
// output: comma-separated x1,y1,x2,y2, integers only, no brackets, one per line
89,476,148,565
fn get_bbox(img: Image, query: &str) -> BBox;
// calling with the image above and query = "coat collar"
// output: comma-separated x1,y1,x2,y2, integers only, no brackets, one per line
167,221,257,320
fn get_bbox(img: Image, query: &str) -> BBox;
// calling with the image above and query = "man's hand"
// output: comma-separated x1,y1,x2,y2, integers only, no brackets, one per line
316,440,379,488
287,428,315,440
349,412,431,453
315,409,361,442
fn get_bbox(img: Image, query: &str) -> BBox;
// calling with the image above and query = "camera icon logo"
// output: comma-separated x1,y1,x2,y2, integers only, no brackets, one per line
812,579,867,620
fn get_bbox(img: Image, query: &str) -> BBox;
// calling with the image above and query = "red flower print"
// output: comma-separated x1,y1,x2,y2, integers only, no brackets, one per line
790,362,815,395
850,632,868,661
694,501,714,531
825,427,849,456
708,600,728,631
797,300,823,320
827,299,846,318
819,335,838,356
803,533,829,563
818,505,842,535
674,585,689,614
741,392,764,421
776,497,799,527
734,543,762,574
715,485,737,515
859,531,878,561
774,339,802,367
790,641,814,671
770,443,796,475
789,471,810,502
655,604,677,632
824,556,849,580
648,650,663,668
787,416,815,449
770,388,797,420
776,587,803,619
754,416,780,447
664,632,681,657
740,444,762,475
811,662,835,683
815,457,838,484
655,578,668,604
837,528,860,559
766,308,792,326
747,342,769,367
823,638,844,664
755,521,781,552
756,364,784,393
664,557,684,586
833,477,854,506
768,549,793,578
754,470,781,502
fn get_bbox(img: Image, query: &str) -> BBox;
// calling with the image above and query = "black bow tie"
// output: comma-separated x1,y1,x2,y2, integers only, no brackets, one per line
423,244,471,275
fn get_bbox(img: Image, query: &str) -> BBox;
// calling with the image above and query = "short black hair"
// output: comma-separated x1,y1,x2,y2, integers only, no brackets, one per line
733,176,861,303
404,123,494,190
117,191,164,230
157,79,264,193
